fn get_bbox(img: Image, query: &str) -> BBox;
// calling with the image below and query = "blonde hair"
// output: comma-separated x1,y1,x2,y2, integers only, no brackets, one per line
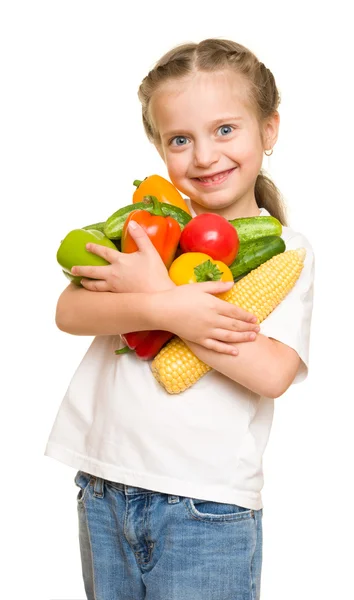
138,38,287,225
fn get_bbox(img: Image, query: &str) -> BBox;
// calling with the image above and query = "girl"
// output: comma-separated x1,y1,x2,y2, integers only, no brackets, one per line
46,38,314,600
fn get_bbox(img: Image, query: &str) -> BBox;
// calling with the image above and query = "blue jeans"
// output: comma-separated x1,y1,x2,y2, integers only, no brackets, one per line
75,471,263,600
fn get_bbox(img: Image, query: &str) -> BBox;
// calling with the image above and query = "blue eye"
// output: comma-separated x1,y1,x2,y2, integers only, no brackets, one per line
170,136,189,146
218,125,233,136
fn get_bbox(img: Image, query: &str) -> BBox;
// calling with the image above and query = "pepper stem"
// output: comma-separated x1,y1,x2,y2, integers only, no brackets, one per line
115,346,132,355
133,179,143,187
194,260,223,282
142,195,163,216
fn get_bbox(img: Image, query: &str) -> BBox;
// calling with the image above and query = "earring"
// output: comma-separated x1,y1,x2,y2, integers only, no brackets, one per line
264,148,273,156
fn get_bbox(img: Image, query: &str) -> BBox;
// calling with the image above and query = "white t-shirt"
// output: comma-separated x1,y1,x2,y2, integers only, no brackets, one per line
45,205,315,510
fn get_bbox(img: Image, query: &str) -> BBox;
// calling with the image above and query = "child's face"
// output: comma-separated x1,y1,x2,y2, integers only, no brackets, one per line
151,69,278,219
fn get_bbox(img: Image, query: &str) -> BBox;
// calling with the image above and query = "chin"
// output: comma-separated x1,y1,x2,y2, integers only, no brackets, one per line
190,193,237,212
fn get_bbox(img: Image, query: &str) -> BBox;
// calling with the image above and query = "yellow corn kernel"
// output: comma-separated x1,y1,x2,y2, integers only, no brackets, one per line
218,247,306,322
151,248,306,394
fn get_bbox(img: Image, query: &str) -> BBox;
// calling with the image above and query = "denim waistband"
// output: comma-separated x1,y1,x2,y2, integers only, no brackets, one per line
106,480,156,495
92,475,181,504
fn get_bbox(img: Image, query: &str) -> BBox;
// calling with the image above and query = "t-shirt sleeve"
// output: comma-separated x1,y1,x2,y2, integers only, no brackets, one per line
259,232,315,384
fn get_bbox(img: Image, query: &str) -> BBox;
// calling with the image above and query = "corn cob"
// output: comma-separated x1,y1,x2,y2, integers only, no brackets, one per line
151,247,306,394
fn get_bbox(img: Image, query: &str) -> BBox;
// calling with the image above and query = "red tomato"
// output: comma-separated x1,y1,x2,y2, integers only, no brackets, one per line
179,213,239,266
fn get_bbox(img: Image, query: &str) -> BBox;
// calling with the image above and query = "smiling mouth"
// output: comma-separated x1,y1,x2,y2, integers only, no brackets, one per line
193,168,236,184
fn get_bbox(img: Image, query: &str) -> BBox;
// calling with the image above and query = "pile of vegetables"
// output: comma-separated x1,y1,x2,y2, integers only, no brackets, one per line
56,174,286,361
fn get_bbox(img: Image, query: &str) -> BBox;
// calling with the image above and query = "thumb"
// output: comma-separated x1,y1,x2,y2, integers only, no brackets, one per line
127,220,156,253
196,280,234,294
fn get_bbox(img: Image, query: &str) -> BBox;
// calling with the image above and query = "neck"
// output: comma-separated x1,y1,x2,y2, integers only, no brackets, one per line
190,197,261,220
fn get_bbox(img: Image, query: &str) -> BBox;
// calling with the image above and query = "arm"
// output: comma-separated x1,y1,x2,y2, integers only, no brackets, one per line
181,231,315,398
55,284,158,336
183,335,301,398
56,223,259,347
56,278,258,343
56,221,176,335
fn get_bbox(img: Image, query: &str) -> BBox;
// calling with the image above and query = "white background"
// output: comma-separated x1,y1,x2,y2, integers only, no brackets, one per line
1,1,353,598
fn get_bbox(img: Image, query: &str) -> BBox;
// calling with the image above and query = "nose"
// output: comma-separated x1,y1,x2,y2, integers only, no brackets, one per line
193,140,219,169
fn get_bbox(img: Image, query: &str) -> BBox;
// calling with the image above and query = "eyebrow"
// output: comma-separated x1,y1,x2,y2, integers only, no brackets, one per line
161,116,243,140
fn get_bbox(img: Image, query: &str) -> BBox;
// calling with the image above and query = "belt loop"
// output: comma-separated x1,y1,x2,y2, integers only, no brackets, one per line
93,476,104,498
168,495,180,504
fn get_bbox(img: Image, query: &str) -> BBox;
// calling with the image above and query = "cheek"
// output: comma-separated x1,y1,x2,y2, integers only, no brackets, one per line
236,136,263,171
243,148,263,170
165,152,188,178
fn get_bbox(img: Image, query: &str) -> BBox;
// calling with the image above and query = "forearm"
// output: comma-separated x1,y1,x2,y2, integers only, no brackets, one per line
184,334,300,398
55,284,159,336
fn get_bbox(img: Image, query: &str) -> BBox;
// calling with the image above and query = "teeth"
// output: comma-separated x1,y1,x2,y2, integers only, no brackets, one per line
199,169,232,183
200,172,226,182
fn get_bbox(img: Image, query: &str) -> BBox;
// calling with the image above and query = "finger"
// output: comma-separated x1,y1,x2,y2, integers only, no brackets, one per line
196,280,257,322
202,339,239,356
217,316,260,332
212,328,258,343
85,243,120,263
80,278,110,292
71,264,112,279
127,221,158,254
197,280,234,294
217,300,258,323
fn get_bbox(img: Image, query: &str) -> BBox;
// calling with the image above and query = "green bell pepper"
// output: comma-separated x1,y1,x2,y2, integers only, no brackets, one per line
57,228,118,286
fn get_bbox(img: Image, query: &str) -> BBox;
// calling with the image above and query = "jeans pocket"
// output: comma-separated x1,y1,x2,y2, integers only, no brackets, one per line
185,497,254,523
74,470,93,505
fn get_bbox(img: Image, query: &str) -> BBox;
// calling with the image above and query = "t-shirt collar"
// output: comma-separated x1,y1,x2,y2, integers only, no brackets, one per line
185,198,270,218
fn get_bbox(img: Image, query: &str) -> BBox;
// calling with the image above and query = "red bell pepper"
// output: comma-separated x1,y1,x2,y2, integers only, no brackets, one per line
121,195,181,268
116,196,179,360
115,330,174,360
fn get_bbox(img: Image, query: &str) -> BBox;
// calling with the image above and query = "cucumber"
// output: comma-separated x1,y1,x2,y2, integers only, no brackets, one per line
82,221,106,232
104,200,192,239
229,235,286,280
229,216,282,243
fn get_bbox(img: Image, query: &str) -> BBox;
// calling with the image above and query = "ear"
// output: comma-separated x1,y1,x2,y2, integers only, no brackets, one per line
262,111,280,152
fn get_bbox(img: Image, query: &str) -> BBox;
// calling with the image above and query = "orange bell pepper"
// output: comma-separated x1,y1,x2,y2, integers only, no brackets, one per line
133,175,192,215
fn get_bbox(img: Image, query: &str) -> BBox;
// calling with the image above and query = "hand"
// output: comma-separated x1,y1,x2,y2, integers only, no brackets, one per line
154,281,260,355
71,221,174,293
